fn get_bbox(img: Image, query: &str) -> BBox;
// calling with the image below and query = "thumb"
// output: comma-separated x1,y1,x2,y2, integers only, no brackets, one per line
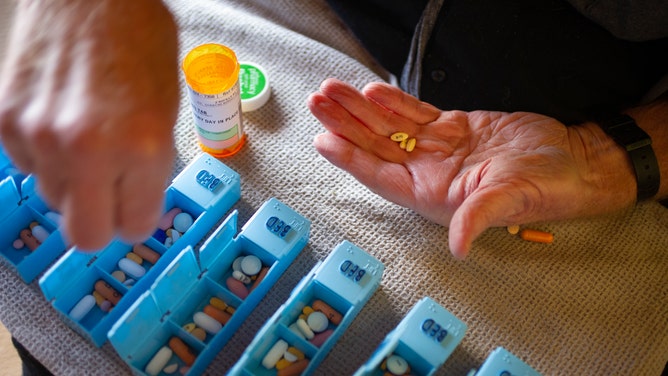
448,189,520,259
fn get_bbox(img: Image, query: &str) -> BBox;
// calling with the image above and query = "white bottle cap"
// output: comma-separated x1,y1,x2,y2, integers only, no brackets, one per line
239,61,271,112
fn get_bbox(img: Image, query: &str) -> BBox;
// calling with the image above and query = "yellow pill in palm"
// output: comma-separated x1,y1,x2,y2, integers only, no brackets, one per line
406,138,417,152
390,132,409,142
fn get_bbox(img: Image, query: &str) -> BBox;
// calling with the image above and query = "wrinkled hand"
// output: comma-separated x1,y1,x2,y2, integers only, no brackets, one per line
308,78,632,258
0,0,180,251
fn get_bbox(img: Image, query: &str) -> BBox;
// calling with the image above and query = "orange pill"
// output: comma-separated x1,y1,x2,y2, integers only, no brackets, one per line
312,299,342,326
250,266,269,292
19,229,40,251
133,243,161,264
168,337,196,366
203,304,231,325
520,229,554,243
277,358,309,376
94,280,122,305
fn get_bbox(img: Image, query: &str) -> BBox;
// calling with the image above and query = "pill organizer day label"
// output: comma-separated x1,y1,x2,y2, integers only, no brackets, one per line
196,170,224,192
265,216,291,238
421,318,448,343
187,81,243,146
339,260,366,283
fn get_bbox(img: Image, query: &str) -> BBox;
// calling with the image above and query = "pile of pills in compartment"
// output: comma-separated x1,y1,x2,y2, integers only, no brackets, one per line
69,244,163,320
145,336,197,376
12,212,61,251
287,299,341,348
379,354,412,376
144,297,237,376
153,208,194,247
113,244,163,288
190,297,236,336
262,339,309,376
225,254,268,300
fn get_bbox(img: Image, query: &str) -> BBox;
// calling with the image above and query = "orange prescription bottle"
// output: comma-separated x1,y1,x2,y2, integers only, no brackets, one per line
182,43,245,157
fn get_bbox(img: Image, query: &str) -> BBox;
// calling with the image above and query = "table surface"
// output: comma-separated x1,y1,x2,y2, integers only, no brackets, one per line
1,1,667,375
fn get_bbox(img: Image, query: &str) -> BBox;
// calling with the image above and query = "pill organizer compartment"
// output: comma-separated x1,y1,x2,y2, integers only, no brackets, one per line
229,240,385,376
108,198,310,376
0,173,68,283
470,347,542,376
39,153,242,347
354,297,467,376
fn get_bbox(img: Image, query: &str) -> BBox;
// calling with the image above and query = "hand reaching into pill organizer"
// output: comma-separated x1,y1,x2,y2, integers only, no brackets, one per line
0,0,180,251
308,78,663,259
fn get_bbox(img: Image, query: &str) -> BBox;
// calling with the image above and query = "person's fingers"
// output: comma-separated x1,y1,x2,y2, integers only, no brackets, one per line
318,78,421,137
313,132,415,207
362,81,441,124
115,166,166,244
447,186,522,259
60,153,116,252
308,92,407,164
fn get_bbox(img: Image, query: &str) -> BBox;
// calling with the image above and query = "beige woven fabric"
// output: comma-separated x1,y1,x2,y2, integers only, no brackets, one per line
0,0,666,375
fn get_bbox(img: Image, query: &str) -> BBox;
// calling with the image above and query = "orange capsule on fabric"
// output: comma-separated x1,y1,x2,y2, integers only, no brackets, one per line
520,229,554,243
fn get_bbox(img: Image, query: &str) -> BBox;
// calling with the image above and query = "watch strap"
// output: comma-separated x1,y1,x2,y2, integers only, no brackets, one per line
598,114,660,201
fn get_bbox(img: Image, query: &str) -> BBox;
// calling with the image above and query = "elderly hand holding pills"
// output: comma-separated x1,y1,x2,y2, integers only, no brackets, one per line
308,78,657,259
0,0,180,251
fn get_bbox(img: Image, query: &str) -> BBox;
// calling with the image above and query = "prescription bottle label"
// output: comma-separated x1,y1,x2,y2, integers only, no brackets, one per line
183,43,245,157
186,82,242,149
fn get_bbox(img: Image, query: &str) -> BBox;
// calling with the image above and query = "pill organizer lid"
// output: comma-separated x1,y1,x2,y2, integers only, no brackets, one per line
170,153,241,210
0,176,20,223
150,245,201,311
39,247,101,301
239,197,311,258
198,210,238,269
394,297,466,368
108,246,199,359
108,289,165,361
476,347,542,375
314,240,384,304
239,61,271,112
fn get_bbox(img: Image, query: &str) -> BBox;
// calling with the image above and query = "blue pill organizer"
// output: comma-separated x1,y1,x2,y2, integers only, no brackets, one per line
470,347,542,376
39,153,241,347
108,197,310,375
229,240,385,376
354,296,467,376
0,146,68,283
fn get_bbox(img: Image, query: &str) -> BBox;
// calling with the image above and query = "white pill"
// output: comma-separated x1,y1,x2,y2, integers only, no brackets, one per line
124,278,136,287
31,225,50,243
307,311,329,333
118,257,146,279
173,212,194,233
12,239,24,249
193,312,222,334
296,318,314,339
232,256,244,272
170,229,181,242
45,211,63,226
386,354,409,375
261,339,288,369
283,349,298,363
240,255,262,276
69,294,96,321
288,323,305,339
232,270,251,284
163,363,179,374
164,237,173,248
145,346,173,376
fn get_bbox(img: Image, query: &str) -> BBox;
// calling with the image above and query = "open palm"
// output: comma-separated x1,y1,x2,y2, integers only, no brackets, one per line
308,78,623,258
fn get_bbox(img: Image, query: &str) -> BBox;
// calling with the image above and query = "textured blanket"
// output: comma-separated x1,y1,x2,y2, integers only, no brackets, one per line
0,0,666,374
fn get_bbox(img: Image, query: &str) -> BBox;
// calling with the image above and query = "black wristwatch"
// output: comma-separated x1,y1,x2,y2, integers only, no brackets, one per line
598,114,660,201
